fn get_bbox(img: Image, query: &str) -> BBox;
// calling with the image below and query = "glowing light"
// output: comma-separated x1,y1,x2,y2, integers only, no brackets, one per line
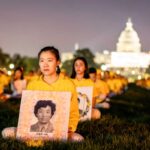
116,70,120,74
131,70,135,75
137,75,142,80
9,64,15,69
101,64,107,71
103,50,109,55
7,71,12,76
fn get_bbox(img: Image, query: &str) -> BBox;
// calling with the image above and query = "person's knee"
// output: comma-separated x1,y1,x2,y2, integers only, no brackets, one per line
1,127,17,139
102,102,110,109
68,132,84,142
92,108,101,120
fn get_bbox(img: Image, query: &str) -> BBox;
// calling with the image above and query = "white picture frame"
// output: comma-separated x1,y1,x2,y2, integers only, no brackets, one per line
16,90,71,141
76,86,93,121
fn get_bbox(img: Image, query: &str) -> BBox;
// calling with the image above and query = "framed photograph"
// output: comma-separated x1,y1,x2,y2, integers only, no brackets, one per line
16,90,71,141
76,86,93,121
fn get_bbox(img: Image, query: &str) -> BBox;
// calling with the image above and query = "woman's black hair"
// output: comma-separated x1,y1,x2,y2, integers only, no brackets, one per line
38,46,60,74
70,57,89,79
34,100,56,117
89,67,96,74
14,67,24,80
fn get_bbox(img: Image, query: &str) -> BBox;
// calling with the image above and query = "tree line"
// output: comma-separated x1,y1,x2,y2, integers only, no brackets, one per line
0,47,100,74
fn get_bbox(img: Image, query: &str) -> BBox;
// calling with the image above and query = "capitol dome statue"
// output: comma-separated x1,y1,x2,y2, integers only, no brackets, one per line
116,18,141,52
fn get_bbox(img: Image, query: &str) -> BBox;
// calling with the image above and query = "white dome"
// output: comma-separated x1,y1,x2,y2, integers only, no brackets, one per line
117,18,141,52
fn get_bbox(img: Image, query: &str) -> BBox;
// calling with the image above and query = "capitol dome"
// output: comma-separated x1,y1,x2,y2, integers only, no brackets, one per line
116,18,141,52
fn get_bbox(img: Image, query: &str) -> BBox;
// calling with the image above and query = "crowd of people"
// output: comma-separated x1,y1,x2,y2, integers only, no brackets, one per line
135,77,150,89
0,46,130,143
0,67,40,100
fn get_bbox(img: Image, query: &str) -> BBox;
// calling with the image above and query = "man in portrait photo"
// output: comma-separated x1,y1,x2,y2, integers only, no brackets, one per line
30,100,56,133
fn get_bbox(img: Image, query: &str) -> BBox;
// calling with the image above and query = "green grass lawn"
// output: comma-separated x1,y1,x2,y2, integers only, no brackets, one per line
0,83,150,150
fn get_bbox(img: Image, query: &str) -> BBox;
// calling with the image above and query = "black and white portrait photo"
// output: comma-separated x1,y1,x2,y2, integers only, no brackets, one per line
30,100,56,133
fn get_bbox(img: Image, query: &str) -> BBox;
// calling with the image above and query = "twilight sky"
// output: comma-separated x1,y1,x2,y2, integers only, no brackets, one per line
0,0,150,57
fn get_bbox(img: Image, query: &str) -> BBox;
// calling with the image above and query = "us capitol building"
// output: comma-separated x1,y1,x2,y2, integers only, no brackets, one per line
61,18,150,79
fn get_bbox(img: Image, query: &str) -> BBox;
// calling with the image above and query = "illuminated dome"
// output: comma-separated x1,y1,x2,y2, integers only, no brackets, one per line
116,18,141,52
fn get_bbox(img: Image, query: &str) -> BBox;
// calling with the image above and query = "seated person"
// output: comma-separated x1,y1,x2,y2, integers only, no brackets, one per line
70,57,101,119
11,67,27,98
1,46,84,142
89,67,110,109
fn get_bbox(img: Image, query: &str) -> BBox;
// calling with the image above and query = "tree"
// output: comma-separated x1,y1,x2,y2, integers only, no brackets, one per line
12,53,25,69
22,57,38,73
61,48,99,75
74,48,99,68
0,48,12,68
61,59,74,76
12,54,38,74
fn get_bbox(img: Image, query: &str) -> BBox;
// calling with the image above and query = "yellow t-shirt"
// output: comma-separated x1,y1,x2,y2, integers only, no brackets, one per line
27,75,79,132
71,78,98,97
0,74,10,93
0,84,3,94
95,80,109,95
0,74,10,87
113,78,123,94
146,79,150,89
106,78,122,94
94,79,110,103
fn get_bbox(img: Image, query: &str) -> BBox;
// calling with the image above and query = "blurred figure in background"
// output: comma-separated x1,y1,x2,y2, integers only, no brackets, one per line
89,67,110,109
104,71,128,98
11,67,27,98
59,68,68,78
0,68,10,100
25,70,35,83
136,77,150,90
145,77,150,89
25,69,41,84
71,57,101,120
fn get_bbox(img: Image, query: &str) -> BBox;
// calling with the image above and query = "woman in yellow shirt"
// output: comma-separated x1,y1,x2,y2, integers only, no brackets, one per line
89,67,110,109
70,57,101,120
2,46,83,142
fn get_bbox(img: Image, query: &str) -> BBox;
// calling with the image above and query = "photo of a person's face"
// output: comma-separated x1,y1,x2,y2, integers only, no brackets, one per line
36,106,52,124
30,100,56,133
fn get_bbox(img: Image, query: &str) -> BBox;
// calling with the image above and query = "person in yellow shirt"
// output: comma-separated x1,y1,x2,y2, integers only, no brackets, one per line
0,69,10,94
106,73,126,98
59,68,69,79
89,67,110,109
25,69,41,84
2,46,84,142
24,70,35,83
70,57,101,120
145,77,150,89
0,69,11,100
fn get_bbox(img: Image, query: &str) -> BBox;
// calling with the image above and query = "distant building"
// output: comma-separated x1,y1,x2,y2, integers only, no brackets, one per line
61,43,79,63
61,52,73,63
116,18,141,53
74,43,79,51
111,18,150,69
94,51,111,64
109,18,150,80
61,18,150,80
